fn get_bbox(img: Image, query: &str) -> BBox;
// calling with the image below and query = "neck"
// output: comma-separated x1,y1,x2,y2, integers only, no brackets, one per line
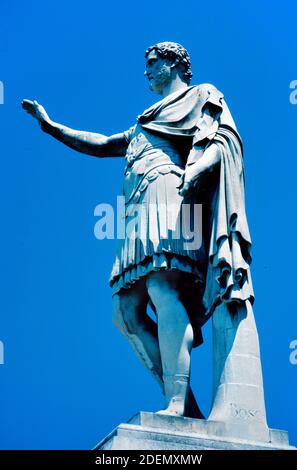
161,76,188,98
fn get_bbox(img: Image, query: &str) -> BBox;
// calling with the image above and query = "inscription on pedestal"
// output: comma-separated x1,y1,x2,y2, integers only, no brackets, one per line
230,403,261,421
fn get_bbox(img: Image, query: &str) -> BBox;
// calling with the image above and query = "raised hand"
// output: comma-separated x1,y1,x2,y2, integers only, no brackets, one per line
21,99,127,157
21,99,50,124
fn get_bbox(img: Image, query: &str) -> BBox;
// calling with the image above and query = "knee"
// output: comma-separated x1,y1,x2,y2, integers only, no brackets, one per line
112,295,127,333
146,274,180,311
112,293,143,335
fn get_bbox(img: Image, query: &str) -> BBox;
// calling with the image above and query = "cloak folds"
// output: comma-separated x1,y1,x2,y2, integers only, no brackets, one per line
202,126,254,317
138,84,254,318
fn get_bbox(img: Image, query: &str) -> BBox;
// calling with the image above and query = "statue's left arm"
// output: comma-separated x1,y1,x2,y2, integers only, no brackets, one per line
178,86,224,196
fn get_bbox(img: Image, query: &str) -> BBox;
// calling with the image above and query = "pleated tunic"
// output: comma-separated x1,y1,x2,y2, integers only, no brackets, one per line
109,123,207,295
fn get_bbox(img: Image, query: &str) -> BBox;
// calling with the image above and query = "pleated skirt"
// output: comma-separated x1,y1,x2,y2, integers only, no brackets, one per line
110,169,206,295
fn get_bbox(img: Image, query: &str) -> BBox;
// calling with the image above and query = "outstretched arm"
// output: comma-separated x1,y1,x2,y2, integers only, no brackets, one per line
21,100,128,157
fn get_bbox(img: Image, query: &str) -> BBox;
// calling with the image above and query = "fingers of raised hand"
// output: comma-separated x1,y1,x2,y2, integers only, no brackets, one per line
33,100,41,108
21,99,34,110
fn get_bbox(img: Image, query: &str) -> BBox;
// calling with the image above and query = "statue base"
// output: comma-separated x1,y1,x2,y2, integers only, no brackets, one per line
94,412,295,450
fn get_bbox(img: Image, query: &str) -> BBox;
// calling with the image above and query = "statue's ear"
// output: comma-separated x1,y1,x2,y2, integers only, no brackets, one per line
170,59,180,70
170,59,186,80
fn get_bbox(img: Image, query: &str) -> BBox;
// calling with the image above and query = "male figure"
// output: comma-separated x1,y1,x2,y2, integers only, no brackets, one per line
22,42,253,417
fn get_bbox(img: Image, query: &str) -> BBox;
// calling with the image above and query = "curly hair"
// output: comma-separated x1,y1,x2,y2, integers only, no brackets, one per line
145,42,193,84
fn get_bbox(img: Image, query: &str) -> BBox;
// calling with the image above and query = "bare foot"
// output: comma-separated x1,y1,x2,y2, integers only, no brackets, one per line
156,400,186,417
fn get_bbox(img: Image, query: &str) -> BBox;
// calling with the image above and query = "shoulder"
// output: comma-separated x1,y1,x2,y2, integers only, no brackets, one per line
194,83,223,95
193,83,224,109
123,124,137,144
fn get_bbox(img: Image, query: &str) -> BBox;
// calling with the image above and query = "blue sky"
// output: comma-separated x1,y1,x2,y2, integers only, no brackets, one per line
0,0,296,449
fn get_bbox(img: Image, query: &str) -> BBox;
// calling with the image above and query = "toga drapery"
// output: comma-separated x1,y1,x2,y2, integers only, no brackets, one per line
109,84,254,347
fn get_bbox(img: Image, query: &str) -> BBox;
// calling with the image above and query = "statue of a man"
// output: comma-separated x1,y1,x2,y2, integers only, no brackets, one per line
22,42,254,419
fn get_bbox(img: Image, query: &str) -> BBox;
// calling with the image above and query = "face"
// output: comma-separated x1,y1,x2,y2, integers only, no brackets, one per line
145,50,173,95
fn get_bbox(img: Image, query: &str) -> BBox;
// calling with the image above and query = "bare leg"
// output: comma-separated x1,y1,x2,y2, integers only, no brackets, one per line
146,271,194,416
112,278,164,389
112,276,204,418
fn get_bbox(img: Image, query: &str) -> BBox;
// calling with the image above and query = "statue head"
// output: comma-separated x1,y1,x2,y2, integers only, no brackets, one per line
145,42,192,94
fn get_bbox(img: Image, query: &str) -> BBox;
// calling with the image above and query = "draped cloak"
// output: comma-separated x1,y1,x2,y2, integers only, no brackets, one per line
111,84,254,345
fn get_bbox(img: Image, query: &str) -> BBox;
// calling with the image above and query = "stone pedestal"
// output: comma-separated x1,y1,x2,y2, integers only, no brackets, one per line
209,301,269,442
95,412,295,450
96,301,295,451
